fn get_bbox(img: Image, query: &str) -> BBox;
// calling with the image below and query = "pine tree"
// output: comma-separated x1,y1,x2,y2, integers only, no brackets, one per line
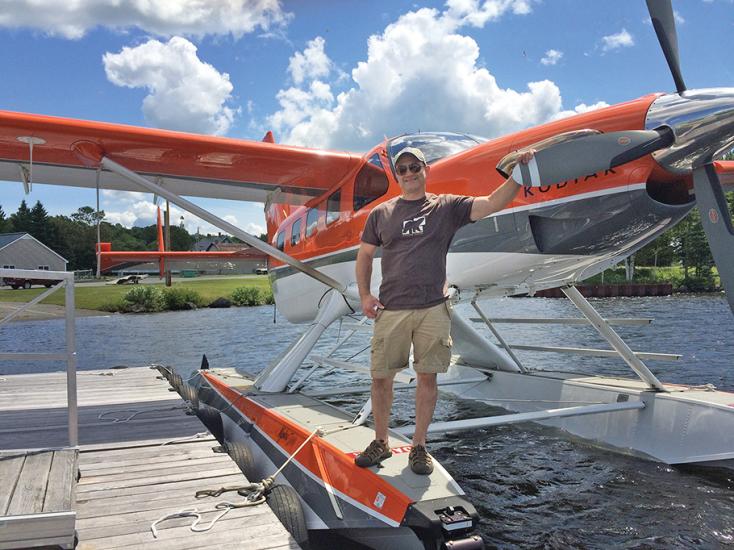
0,205,9,233
30,200,51,244
10,200,32,234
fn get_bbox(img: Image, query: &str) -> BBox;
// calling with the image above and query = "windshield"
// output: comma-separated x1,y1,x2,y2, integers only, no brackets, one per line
387,132,486,167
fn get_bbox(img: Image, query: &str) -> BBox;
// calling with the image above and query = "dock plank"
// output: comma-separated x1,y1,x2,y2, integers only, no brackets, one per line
0,454,24,515
43,450,78,512
7,450,52,515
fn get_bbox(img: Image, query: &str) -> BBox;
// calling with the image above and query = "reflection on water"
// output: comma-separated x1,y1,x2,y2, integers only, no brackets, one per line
1,295,733,548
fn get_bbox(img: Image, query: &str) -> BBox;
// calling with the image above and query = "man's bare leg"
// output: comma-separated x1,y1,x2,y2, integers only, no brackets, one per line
372,376,395,442
412,373,438,447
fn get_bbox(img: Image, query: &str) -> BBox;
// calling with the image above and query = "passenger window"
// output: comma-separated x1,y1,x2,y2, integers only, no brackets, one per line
326,190,341,225
305,208,319,238
276,231,285,251
291,218,302,247
353,154,389,211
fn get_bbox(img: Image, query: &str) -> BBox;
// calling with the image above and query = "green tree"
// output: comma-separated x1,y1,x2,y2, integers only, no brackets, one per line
635,233,675,267
0,205,10,233
71,206,105,226
30,200,52,244
10,200,32,234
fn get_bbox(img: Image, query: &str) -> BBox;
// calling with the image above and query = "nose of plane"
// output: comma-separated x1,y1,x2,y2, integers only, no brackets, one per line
646,87,734,174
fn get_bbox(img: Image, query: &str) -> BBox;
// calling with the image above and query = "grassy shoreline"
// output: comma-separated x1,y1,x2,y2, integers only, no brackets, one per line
0,266,720,314
0,276,272,312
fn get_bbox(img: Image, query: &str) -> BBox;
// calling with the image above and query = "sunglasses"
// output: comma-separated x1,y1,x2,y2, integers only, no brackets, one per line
396,162,424,176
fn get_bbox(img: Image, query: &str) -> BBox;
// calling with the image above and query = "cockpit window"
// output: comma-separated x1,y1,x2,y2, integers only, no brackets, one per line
387,133,486,168
353,153,389,211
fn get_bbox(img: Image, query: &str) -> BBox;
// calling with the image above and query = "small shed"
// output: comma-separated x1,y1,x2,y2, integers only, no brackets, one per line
0,233,68,271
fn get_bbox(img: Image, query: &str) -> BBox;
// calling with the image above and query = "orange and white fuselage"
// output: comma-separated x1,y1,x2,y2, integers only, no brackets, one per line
266,93,697,322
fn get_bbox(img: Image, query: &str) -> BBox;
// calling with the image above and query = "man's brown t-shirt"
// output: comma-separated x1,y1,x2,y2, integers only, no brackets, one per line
361,193,474,310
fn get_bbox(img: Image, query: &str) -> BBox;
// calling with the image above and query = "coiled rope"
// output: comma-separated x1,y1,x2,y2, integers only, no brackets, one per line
151,426,323,537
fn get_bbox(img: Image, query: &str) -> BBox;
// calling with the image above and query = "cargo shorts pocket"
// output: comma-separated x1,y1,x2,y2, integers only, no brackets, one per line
370,337,386,370
417,336,453,373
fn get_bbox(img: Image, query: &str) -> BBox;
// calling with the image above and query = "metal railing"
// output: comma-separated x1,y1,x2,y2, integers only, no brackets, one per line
0,268,78,446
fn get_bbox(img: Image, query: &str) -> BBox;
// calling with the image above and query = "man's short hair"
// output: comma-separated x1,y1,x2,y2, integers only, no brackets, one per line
392,147,427,165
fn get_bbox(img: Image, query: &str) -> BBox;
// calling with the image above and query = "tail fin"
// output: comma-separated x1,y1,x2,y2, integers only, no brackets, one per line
262,130,275,143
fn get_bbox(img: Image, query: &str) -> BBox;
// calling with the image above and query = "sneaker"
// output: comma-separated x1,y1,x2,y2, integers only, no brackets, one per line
355,439,392,467
409,444,434,475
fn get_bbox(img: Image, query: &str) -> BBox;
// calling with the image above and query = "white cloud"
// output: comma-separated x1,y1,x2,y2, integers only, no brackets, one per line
103,37,237,135
245,222,266,235
100,191,252,236
601,29,634,52
540,49,563,66
288,37,332,85
446,0,534,27
266,4,588,151
0,0,289,40
551,101,610,121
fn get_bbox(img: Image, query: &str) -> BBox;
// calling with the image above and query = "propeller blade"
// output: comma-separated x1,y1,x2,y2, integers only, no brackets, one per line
646,0,686,94
692,164,734,314
510,126,675,187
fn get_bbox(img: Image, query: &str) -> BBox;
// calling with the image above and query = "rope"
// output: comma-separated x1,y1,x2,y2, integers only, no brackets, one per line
681,383,717,392
98,404,187,424
151,426,323,537
160,432,210,446
267,426,323,482
150,506,230,538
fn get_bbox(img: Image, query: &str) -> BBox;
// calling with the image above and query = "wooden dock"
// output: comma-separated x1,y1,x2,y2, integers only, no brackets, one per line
0,366,300,549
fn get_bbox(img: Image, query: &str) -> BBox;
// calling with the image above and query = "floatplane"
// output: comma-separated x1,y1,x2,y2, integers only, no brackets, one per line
2,1,734,548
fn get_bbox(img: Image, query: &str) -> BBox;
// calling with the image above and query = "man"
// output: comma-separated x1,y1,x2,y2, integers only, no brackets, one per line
355,146,534,475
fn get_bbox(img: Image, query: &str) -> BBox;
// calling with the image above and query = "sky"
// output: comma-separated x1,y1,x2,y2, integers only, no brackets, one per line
0,0,732,237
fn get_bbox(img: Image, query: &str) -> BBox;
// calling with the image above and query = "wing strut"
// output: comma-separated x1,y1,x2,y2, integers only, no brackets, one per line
98,156,349,295
562,285,666,391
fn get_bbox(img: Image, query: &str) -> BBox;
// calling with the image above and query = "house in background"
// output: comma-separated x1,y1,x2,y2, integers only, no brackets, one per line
0,232,68,272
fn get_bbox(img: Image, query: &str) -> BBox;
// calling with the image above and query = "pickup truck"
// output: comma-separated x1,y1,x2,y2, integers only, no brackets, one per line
2,277,62,289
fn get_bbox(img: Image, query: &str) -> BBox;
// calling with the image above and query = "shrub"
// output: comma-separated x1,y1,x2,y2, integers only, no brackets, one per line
121,286,165,313
163,287,204,310
263,289,274,305
231,286,267,306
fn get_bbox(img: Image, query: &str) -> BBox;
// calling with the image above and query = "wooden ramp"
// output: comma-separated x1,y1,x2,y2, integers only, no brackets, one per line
0,449,77,549
0,366,300,550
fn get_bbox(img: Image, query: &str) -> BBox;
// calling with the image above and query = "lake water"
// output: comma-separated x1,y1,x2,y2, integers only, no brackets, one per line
1,295,733,548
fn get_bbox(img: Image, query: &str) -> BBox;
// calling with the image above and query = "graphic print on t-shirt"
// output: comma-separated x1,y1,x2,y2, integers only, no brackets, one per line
402,215,426,236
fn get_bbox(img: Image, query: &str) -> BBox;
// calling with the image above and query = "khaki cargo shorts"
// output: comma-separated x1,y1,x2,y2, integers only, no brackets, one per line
370,301,453,379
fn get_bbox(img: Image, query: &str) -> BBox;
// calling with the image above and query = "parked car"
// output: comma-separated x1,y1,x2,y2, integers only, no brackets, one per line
2,277,62,289
254,267,268,275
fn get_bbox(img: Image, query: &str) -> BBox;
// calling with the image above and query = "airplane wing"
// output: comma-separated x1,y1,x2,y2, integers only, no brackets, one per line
0,110,362,204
